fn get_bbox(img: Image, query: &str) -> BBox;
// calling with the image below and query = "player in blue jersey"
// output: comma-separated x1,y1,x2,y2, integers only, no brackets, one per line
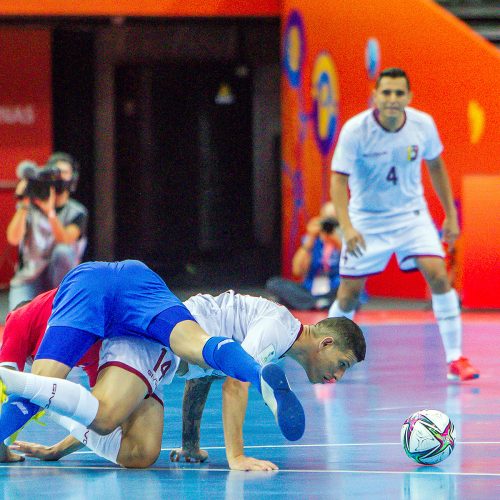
0,260,305,445
328,67,478,381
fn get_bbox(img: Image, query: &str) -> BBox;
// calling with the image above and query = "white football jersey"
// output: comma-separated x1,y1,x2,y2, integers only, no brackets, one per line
331,107,443,233
180,290,303,380
98,291,303,392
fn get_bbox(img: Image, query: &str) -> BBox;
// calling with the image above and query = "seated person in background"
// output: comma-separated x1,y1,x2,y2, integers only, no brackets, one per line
7,152,88,311
266,202,341,310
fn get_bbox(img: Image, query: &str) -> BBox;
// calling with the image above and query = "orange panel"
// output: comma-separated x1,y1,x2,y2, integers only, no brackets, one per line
462,176,500,309
0,0,279,17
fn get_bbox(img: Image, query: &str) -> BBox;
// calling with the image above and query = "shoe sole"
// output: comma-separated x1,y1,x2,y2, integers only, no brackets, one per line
260,364,305,441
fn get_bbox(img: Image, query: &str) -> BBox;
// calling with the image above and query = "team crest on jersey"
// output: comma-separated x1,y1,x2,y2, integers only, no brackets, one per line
407,145,419,161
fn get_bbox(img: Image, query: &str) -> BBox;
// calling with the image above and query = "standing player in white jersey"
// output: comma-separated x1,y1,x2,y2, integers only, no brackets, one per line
8,291,366,470
328,67,478,381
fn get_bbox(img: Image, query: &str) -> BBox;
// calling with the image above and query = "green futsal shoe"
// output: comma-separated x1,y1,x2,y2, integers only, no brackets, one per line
0,379,7,411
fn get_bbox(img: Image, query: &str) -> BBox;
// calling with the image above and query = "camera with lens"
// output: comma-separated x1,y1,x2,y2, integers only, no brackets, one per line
16,161,72,201
320,217,339,235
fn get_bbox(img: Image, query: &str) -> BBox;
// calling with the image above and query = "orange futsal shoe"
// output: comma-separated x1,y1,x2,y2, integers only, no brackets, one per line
447,357,479,381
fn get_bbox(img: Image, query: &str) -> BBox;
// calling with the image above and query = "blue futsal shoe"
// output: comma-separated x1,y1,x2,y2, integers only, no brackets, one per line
260,363,305,441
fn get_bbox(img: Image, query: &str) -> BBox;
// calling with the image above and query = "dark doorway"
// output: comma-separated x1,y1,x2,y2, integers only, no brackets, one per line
115,62,257,285
52,29,95,259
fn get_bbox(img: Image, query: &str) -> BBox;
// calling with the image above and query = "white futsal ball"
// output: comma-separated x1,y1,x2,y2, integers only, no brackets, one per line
401,409,456,465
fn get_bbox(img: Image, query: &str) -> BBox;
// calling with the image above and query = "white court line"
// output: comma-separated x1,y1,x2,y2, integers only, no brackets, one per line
65,440,500,456
373,406,423,411
196,441,500,450
1,464,500,477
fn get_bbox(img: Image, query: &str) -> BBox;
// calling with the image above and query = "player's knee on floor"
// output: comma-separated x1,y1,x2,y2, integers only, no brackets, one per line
119,438,161,468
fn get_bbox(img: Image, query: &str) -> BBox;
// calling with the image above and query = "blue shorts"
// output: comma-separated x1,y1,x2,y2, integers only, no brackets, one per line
37,260,196,367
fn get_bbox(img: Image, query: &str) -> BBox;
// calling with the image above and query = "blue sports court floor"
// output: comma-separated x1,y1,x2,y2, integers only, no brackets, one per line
1,310,499,499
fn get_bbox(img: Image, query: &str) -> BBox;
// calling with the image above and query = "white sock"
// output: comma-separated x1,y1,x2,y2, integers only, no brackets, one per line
0,368,99,427
328,300,355,320
432,289,462,363
49,412,122,464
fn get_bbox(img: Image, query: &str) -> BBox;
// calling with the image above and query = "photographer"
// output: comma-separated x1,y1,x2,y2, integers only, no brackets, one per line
266,202,341,310
6,152,88,311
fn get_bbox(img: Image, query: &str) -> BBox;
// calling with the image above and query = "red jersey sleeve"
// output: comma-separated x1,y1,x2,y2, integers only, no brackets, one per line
0,315,30,371
1,288,100,388
0,289,57,371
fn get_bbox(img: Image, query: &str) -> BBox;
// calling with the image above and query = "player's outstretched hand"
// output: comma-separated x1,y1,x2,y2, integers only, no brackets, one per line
170,447,209,463
9,441,61,461
229,454,278,471
0,442,25,463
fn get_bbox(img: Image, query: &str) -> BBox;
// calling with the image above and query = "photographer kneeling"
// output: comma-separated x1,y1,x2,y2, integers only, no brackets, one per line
6,153,88,311
266,202,341,311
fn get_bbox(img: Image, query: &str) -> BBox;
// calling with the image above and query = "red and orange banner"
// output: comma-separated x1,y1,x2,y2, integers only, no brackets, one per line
0,28,52,285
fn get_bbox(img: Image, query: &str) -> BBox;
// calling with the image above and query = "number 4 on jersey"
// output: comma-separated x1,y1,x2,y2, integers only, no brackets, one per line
386,166,398,185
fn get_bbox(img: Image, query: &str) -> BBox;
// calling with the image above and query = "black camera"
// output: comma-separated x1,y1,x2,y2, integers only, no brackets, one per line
320,217,339,234
16,161,72,201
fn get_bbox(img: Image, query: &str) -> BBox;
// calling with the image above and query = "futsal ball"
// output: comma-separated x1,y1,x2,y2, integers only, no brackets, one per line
401,409,456,465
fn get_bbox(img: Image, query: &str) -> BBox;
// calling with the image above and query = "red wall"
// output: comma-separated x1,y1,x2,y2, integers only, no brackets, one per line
462,176,500,309
281,0,500,302
0,28,52,286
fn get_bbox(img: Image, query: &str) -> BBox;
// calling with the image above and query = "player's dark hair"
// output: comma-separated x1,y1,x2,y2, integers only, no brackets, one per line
314,317,366,362
376,67,410,90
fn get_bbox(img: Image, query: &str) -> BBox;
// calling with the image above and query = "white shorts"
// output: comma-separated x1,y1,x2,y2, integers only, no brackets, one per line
340,211,445,277
98,335,181,404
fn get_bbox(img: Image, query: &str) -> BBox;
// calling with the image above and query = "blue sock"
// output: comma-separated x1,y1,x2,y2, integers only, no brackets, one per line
202,337,262,391
0,396,41,443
